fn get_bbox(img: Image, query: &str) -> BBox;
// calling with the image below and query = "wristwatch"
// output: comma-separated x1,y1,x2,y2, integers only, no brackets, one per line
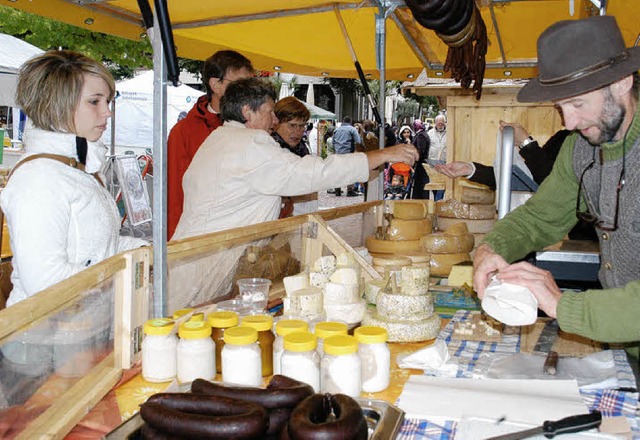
519,136,535,149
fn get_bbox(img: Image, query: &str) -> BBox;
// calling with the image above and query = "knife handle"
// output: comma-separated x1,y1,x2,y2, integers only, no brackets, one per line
542,411,602,438
543,351,559,375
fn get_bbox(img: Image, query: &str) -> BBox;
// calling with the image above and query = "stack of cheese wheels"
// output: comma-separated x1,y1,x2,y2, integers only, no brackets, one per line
365,201,433,257
420,222,474,277
435,197,496,245
363,266,440,342
370,255,411,278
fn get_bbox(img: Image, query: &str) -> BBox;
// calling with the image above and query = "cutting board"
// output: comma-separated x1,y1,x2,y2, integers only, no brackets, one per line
520,318,602,357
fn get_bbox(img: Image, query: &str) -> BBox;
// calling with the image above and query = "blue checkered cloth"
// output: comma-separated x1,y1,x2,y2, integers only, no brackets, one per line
395,310,639,439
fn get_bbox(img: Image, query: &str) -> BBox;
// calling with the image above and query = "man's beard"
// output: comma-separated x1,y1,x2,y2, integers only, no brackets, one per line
586,88,626,145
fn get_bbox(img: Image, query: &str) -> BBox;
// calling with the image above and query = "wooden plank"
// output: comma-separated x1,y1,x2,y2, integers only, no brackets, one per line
315,200,380,221
300,219,324,271
0,254,127,342
16,353,121,440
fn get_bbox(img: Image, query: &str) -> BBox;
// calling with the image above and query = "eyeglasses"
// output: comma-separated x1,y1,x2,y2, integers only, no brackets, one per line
575,144,626,232
286,122,307,131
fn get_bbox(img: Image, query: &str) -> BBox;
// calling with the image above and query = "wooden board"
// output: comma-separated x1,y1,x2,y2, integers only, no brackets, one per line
520,318,603,357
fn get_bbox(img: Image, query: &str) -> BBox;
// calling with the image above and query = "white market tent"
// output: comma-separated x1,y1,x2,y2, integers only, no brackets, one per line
102,70,204,150
0,33,44,108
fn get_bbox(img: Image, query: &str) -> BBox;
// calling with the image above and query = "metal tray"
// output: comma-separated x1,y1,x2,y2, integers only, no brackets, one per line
105,395,404,439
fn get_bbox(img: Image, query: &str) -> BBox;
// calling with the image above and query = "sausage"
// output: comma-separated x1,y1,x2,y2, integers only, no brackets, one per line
140,394,268,439
141,422,182,439
286,393,368,440
191,375,314,409
266,407,291,436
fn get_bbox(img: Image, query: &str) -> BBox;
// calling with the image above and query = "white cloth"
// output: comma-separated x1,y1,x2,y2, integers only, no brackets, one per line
308,127,318,156
170,121,368,310
1,125,147,306
481,277,538,326
427,127,447,161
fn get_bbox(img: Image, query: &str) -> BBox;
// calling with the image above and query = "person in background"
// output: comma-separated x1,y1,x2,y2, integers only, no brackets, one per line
167,50,253,239
1,50,147,307
411,119,431,199
474,16,640,358
170,78,419,309
397,125,414,144
332,116,362,196
307,122,319,156
272,96,316,216
426,114,447,200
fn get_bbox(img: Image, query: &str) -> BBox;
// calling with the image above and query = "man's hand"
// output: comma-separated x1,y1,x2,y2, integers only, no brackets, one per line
496,262,561,318
366,143,419,170
434,161,473,179
473,243,509,298
499,120,530,146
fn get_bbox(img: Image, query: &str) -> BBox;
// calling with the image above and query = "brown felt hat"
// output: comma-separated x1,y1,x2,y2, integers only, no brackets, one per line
517,16,640,103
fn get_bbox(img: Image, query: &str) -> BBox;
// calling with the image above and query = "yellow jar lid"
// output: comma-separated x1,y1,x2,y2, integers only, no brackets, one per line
354,325,388,344
241,314,274,332
283,331,316,352
208,311,239,328
224,326,258,345
144,318,174,336
314,321,348,339
323,335,358,356
275,319,309,337
178,321,211,339
189,312,205,322
172,308,194,320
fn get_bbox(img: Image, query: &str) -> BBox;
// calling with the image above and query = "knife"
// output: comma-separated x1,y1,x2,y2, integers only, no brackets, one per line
485,411,602,440
533,319,560,375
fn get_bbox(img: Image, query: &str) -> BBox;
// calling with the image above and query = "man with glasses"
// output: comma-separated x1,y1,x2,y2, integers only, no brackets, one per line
474,16,640,353
167,50,254,239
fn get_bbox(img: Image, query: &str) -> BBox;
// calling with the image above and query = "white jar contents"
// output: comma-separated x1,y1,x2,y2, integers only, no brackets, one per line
142,318,178,383
320,335,361,397
280,332,320,392
354,326,390,393
222,326,261,387
177,321,215,383
273,319,308,375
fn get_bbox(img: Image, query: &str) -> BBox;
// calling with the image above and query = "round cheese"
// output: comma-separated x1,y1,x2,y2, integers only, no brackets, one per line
366,236,422,254
371,255,412,267
362,310,440,342
387,218,433,241
323,282,361,305
436,217,496,234
283,287,323,318
460,186,495,205
376,291,434,320
398,251,431,264
420,232,474,254
392,201,427,220
436,199,496,220
430,253,471,277
399,266,430,293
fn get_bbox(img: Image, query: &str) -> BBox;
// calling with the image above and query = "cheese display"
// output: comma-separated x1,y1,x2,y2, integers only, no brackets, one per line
386,218,433,241
392,201,428,220
420,222,475,254
283,287,324,319
435,198,496,220
364,279,387,305
370,255,412,277
437,217,496,234
324,282,360,305
430,252,471,277
365,236,422,254
448,261,474,287
362,262,439,342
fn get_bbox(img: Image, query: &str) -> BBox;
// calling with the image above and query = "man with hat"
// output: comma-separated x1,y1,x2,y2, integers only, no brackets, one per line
474,16,640,354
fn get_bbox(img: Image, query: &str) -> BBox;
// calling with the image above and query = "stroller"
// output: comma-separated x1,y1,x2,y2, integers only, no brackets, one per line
384,162,415,200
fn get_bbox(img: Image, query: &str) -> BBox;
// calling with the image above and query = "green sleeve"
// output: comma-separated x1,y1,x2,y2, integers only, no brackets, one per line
482,134,580,262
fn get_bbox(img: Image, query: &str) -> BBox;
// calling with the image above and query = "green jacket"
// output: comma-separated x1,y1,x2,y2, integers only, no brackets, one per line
483,110,640,355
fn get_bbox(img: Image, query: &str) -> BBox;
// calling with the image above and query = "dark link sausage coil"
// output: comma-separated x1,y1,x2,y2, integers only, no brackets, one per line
285,393,368,440
191,374,314,409
140,393,268,439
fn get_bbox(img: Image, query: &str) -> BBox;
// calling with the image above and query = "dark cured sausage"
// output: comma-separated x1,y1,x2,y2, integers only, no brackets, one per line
191,375,314,409
286,393,368,440
267,407,291,436
140,394,268,440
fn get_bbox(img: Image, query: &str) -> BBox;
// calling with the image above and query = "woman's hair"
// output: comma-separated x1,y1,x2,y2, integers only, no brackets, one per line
221,78,277,123
274,96,310,123
16,50,115,133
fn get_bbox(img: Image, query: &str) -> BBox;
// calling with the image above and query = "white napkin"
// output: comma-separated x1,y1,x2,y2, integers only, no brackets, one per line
482,277,538,326
396,340,458,376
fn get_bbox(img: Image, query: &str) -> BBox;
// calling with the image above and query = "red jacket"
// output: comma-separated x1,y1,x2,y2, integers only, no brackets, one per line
167,95,222,239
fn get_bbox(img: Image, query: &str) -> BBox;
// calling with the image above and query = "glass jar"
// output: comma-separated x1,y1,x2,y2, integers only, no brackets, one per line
281,332,320,392
321,335,361,397
177,320,215,383
273,319,309,375
314,321,348,357
354,325,390,393
222,326,261,386
241,314,275,376
209,311,239,374
142,318,178,383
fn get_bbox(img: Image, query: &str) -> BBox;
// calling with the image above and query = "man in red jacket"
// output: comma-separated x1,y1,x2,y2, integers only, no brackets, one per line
167,50,253,239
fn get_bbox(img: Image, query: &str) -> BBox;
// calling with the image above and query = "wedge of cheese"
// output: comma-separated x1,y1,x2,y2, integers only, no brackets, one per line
448,261,474,287
283,272,309,295
283,287,323,317
430,253,471,277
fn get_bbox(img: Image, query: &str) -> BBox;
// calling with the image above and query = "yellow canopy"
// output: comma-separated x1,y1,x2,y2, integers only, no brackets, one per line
4,0,639,80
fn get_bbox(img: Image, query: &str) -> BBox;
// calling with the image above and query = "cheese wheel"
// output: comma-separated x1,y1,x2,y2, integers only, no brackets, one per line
420,232,474,254
392,201,427,220
309,271,330,290
283,272,309,295
329,267,359,285
436,217,496,234
366,236,422,254
460,186,495,205
376,291,434,320
399,266,430,293
362,310,440,342
313,255,337,275
387,218,433,241
436,199,496,220
283,287,323,317
443,222,469,236
398,251,431,264
364,279,387,305
371,255,412,267
324,282,361,305
430,253,471,277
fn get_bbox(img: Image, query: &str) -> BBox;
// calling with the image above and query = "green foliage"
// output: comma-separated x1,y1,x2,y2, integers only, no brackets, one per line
396,98,420,124
404,90,439,117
